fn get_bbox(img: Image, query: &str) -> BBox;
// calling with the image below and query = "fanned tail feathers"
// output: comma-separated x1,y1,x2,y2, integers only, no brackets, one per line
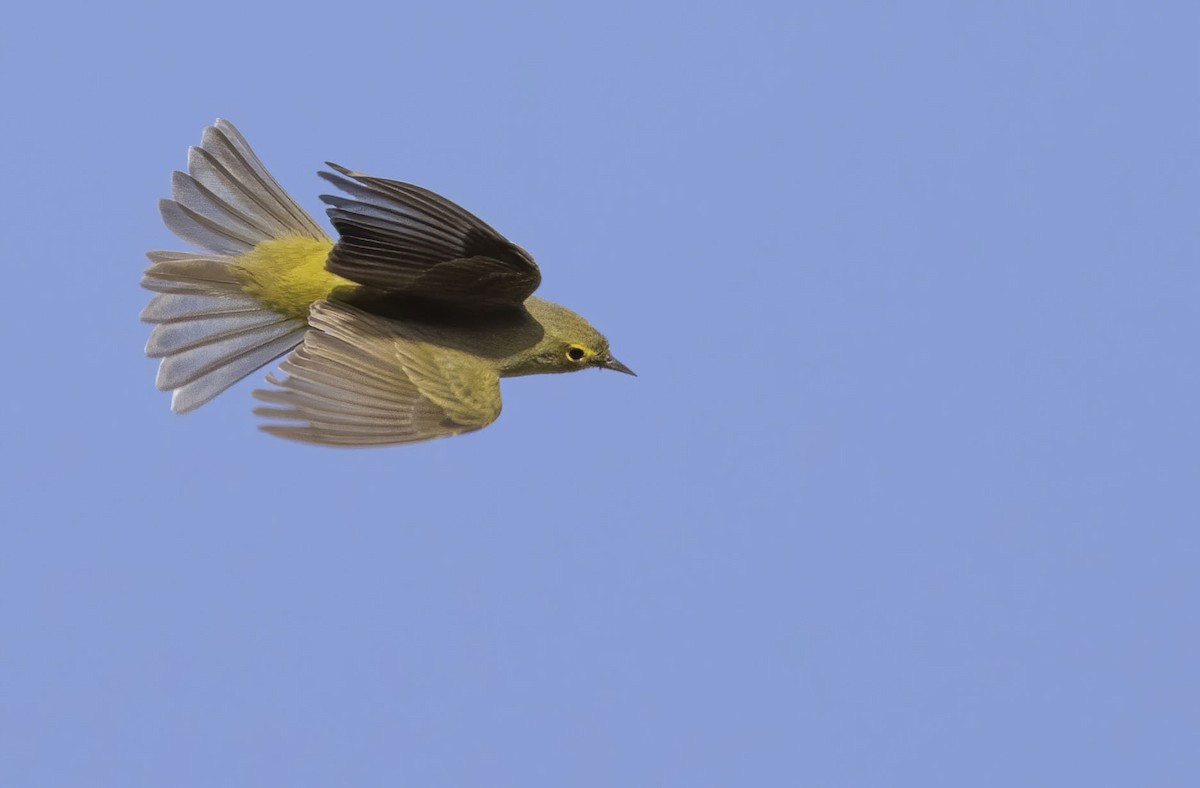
142,119,327,413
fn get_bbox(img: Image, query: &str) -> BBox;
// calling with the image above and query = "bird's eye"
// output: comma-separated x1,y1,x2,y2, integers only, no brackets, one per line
566,346,586,362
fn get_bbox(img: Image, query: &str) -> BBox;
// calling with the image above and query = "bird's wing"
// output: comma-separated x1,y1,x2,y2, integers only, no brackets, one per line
252,300,502,447
318,164,541,309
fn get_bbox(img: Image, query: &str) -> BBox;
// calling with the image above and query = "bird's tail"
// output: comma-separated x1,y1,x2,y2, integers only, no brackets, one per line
141,119,330,413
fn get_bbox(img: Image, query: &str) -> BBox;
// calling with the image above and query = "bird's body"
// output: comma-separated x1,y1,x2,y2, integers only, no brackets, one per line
141,120,631,446
179,231,603,376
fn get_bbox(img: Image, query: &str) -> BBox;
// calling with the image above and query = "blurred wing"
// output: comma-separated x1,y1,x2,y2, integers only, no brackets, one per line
252,301,502,447
319,164,540,309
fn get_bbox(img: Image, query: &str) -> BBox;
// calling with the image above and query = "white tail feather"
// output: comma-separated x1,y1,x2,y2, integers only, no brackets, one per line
169,326,309,414
143,120,328,413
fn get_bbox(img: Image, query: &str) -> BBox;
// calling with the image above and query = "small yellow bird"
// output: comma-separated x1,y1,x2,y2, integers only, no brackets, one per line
142,119,633,447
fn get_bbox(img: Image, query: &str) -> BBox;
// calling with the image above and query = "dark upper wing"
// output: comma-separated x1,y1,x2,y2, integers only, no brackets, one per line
319,164,541,309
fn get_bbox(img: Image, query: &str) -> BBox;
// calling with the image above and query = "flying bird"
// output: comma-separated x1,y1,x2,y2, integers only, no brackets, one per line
141,120,633,447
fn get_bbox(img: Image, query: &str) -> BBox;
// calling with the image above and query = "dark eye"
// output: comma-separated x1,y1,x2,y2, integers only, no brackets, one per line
567,346,586,361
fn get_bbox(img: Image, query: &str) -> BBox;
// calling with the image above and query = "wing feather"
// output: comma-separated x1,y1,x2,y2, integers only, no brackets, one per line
253,301,502,447
317,165,540,308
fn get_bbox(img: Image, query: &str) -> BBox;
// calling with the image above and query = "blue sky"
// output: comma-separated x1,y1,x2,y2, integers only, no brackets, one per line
2,1,1197,786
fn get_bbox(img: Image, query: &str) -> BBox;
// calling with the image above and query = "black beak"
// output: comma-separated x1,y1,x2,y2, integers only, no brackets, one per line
601,356,637,376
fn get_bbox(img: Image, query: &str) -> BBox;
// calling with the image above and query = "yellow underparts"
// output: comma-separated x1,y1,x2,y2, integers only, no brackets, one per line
233,237,351,319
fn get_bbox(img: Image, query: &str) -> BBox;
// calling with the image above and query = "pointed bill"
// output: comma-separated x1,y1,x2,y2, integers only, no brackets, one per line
601,356,636,376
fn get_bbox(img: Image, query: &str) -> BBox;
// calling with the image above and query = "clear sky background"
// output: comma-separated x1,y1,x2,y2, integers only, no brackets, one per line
2,2,1197,786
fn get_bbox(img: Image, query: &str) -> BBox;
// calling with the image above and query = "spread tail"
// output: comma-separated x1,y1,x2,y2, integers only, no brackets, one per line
141,119,328,413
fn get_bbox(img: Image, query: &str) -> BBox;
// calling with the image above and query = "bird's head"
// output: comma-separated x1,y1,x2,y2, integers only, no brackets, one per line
515,298,636,377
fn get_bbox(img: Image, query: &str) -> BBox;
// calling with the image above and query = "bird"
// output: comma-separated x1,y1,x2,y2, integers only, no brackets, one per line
141,119,633,447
